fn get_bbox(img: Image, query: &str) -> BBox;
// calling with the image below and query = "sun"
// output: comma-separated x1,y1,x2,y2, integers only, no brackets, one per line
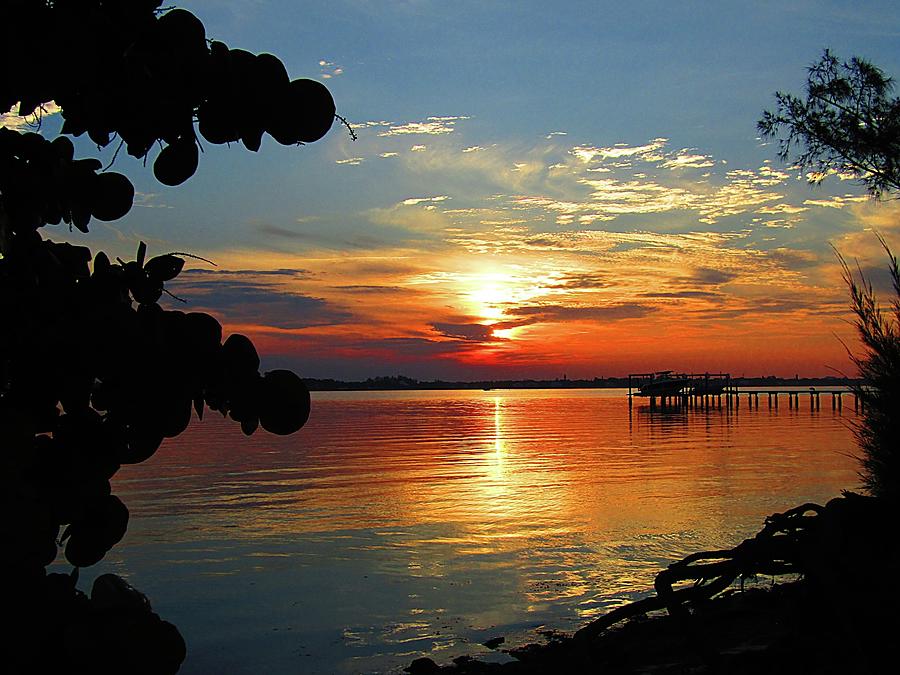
467,277,512,322
462,269,551,330
463,272,522,323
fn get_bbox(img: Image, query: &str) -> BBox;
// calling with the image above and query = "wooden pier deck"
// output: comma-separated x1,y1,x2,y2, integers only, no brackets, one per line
629,389,861,412
627,372,861,412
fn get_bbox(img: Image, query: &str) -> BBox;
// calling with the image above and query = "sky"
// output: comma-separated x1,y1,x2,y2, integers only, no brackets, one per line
7,0,900,380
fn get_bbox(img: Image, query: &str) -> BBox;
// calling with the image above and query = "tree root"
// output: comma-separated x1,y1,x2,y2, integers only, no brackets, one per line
574,502,827,642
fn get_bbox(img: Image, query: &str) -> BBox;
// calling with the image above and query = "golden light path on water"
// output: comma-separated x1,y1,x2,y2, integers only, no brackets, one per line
76,389,859,674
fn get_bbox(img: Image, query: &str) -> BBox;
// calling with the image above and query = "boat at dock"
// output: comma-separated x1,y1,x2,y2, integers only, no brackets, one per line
637,371,691,396
629,371,734,399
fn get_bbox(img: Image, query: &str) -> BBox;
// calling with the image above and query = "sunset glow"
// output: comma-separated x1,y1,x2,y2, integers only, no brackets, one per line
15,0,898,381
9,4,899,674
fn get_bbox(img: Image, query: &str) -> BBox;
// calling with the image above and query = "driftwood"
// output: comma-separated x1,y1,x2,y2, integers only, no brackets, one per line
409,494,898,673
574,502,826,642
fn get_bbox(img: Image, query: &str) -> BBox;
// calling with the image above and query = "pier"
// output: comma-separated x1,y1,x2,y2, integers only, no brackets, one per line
627,372,861,413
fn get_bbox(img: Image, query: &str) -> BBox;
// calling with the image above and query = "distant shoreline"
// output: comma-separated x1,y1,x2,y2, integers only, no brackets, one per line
303,375,859,392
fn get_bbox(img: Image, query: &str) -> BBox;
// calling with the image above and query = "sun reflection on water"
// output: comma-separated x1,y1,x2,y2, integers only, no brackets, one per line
104,389,860,675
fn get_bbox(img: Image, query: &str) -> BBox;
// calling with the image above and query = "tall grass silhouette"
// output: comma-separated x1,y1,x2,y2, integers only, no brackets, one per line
838,236,900,501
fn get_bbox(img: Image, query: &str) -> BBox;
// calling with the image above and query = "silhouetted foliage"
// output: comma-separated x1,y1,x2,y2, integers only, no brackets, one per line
758,49,900,198
1,2,337,672
762,51,900,503
837,240,900,502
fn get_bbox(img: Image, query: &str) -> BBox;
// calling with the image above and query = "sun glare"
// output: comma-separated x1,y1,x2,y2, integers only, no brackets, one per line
463,270,545,325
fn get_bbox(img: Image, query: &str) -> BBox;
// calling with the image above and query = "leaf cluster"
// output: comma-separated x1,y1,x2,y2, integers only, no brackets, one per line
758,49,900,198
2,1,335,212
2,235,310,568
0,129,133,242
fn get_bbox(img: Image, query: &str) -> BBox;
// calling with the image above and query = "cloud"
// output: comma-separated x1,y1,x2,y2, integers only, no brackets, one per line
170,270,351,329
318,59,344,78
757,203,809,214
401,195,451,206
509,165,783,224
689,297,843,320
367,201,453,233
184,268,311,278
378,135,794,228
231,126,870,378
1,101,61,130
333,285,408,293
661,150,715,170
257,224,391,250
803,195,870,209
378,116,470,136
431,322,498,341
765,247,821,269
689,268,738,284
356,120,393,129
336,157,365,165
545,272,611,290
505,302,657,325
571,139,667,163
336,336,491,360
852,264,898,297
641,290,722,299
132,192,172,209
258,224,300,238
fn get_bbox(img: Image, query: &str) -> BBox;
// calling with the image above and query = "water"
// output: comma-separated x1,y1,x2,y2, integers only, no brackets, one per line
74,389,860,674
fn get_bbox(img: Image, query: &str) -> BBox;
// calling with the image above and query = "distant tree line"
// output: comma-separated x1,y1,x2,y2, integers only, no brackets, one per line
302,375,858,391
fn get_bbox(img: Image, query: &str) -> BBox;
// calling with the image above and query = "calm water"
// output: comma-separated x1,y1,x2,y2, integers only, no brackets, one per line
75,389,860,674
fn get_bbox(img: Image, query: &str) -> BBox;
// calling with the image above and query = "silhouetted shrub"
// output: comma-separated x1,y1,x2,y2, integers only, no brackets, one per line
839,240,900,502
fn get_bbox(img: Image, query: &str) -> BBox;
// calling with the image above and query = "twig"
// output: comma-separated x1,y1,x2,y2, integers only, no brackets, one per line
335,114,357,141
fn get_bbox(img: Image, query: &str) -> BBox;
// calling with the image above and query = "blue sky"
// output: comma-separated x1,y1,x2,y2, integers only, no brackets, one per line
7,0,900,379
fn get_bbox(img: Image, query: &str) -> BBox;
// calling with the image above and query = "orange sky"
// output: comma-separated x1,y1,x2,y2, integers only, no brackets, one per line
10,1,899,381
163,196,900,380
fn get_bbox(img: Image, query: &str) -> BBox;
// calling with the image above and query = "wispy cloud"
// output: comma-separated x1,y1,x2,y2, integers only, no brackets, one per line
132,192,172,209
431,322,498,342
661,150,715,169
318,59,344,78
203,123,874,377
505,302,658,325
401,195,451,206
571,140,667,162
804,195,870,209
170,270,352,329
758,203,808,214
378,116,470,136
